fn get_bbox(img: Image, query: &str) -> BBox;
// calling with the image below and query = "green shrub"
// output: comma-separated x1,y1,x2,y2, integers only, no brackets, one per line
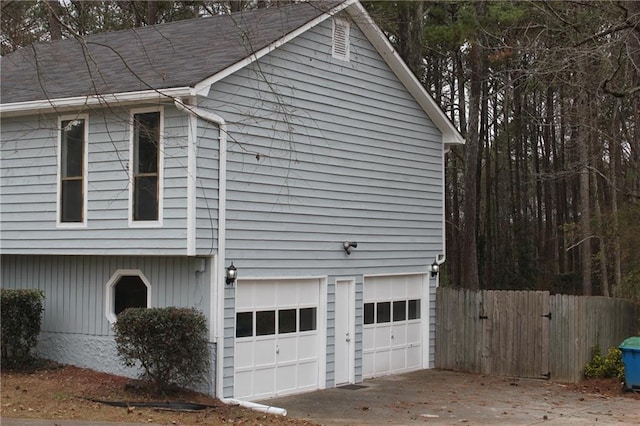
1,289,45,369
584,345,624,379
113,307,209,393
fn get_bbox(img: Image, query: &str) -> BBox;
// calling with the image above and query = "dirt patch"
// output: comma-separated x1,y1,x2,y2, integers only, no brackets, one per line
1,362,315,425
564,376,640,400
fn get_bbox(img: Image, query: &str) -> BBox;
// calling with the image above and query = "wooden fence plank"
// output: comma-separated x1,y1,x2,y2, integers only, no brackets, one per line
437,288,639,382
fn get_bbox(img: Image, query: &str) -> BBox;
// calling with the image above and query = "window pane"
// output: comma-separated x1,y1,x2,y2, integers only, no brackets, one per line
256,310,275,336
236,312,253,338
61,119,84,178
393,300,406,322
114,275,147,316
364,303,374,325
408,299,420,320
299,307,316,331
377,302,391,323
278,309,296,334
134,175,158,220
61,180,83,222
134,113,159,174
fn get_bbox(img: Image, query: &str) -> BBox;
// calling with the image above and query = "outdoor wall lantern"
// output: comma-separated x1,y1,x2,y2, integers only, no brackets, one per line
429,260,440,277
343,241,358,255
226,261,238,286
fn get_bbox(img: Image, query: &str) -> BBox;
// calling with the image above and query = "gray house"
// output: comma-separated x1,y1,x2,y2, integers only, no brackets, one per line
0,0,463,401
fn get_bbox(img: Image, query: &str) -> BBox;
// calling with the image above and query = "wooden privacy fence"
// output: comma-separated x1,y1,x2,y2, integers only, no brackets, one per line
435,288,640,382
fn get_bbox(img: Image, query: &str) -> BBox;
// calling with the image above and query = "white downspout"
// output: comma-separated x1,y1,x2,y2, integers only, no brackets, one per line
174,99,287,417
174,99,228,401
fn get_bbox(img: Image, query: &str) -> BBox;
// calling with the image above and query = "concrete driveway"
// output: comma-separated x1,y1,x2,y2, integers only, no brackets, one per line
261,369,640,425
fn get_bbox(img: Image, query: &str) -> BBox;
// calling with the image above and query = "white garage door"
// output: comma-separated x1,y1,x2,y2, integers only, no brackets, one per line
234,278,321,400
363,274,424,379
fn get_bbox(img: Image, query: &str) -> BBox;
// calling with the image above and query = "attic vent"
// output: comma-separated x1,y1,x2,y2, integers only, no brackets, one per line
332,18,350,61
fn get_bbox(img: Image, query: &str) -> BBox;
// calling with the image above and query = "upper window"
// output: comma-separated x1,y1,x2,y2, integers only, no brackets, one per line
332,18,350,61
58,116,87,226
130,109,162,225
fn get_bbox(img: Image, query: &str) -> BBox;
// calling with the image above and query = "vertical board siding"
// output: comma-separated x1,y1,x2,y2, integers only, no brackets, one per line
1,254,210,336
201,18,444,278
1,106,190,254
436,288,640,382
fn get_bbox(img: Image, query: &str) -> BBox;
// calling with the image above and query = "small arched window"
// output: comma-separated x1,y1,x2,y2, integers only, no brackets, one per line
105,269,151,323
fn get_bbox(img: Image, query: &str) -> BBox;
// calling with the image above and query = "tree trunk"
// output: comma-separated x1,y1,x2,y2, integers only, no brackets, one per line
46,1,63,40
461,1,485,290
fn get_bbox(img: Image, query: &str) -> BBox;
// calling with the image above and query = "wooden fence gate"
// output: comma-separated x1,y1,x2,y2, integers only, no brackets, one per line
436,288,640,382
436,289,550,379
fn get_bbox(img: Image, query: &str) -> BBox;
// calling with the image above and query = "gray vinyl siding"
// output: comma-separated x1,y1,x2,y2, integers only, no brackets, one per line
195,119,220,255
0,254,210,335
0,106,190,255
201,18,444,278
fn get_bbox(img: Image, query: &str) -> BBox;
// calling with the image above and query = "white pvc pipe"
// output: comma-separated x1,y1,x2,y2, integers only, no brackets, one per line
222,398,288,417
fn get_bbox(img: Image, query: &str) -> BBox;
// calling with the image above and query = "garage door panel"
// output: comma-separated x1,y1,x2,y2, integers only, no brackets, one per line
407,345,421,369
298,334,318,358
235,371,254,399
278,340,298,362
276,364,297,393
298,361,318,387
391,347,406,371
235,279,321,400
407,322,421,344
374,349,391,373
375,325,391,348
364,274,425,379
392,326,407,346
236,341,254,368
254,339,277,366
253,368,276,397
363,328,375,351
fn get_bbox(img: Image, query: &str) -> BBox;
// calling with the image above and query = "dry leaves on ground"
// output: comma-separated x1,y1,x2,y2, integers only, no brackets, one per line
1,362,315,425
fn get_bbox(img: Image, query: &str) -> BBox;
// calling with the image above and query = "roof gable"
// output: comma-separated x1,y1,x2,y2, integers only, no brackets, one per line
0,2,340,105
0,0,462,145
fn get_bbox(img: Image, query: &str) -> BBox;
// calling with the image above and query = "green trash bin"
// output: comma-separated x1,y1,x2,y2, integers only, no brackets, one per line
619,336,640,392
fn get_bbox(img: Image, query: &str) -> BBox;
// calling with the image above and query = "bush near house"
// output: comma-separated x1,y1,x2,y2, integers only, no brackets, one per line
113,307,209,393
0,288,45,369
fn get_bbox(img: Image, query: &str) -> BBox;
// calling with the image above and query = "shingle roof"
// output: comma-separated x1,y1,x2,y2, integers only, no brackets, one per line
0,1,341,104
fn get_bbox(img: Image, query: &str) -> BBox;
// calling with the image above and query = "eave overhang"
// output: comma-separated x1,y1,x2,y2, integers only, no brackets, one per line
0,87,195,118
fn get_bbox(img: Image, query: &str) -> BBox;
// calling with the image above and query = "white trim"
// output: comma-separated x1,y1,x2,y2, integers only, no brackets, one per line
0,87,194,117
346,2,464,146
363,271,426,279
421,273,430,369
56,114,89,228
128,106,164,228
318,276,328,391
186,101,198,256
193,1,354,96
104,268,152,324
239,274,328,281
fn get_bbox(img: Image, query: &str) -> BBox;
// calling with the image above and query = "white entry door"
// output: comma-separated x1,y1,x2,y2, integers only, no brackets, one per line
334,279,355,385
363,274,425,379
234,278,322,401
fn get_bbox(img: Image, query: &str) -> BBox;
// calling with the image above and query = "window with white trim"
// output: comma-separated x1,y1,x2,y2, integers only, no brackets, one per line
105,269,151,323
130,109,162,224
58,116,87,225
332,18,350,61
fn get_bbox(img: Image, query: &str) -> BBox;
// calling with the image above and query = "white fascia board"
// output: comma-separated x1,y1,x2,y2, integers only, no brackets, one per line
347,2,465,146
193,0,356,96
0,87,195,117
